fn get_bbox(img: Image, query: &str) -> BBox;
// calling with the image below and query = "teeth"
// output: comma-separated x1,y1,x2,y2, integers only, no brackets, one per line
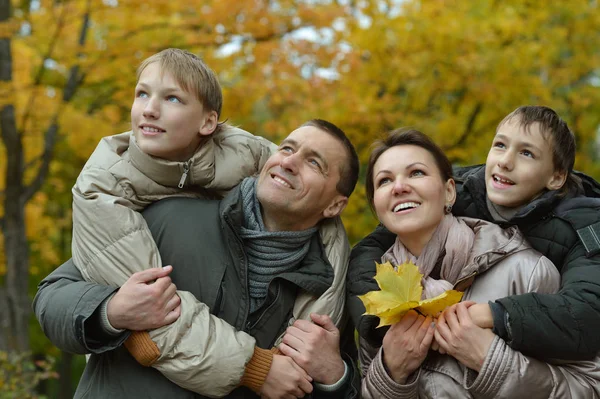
273,176,291,188
393,202,420,212
493,175,514,185
142,126,163,133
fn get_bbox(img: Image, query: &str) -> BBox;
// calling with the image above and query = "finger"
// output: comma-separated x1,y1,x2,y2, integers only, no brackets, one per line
444,307,461,331
310,313,336,332
462,300,477,308
164,305,181,325
298,375,314,395
456,302,473,325
131,266,173,283
286,325,308,342
281,333,305,353
435,313,452,342
434,329,449,353
164,292,181,313
292,319,316,334
421,319,435,348
290,358,312,382
278,342,300,359
408,314,427,335
160,282,178,303
399,310,419,330
415,316,433,343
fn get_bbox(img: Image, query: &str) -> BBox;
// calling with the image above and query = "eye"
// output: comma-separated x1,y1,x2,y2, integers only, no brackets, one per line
309,158,321,168
280,145,293,153
376,177,392,187
521,149,534,158
410,169,425,177
166,95,181,103
493,141,506,149
136,90,148,98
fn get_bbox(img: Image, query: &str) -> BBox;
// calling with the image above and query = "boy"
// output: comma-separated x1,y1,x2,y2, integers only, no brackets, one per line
348,105,600,360
71,47,277,362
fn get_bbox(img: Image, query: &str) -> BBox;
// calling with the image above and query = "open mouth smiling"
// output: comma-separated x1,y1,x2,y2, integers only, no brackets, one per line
392,201,421,212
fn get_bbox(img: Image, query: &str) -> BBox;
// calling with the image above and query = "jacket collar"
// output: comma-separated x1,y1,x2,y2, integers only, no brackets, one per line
127,131,217,188
456,217,527,281
461,164,562,224
219,185,334,297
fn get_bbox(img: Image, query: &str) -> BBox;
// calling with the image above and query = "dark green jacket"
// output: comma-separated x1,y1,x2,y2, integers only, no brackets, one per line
347,165,600,360
34,190,358,398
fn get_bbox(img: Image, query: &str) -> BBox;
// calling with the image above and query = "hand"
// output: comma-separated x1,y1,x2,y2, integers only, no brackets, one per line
107,266,181,330
381,310,435,384
468,303,494,328
279,313,345,384
434,302,495,371
260,354,313,399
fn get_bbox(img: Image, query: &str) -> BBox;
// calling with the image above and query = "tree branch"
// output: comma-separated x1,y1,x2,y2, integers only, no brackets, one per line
20,3,69,131
448,102,483,149
22,0,92,204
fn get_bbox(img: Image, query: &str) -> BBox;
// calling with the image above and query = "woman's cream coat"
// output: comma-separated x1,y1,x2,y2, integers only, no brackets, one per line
71,127,351,395
360,218,600,399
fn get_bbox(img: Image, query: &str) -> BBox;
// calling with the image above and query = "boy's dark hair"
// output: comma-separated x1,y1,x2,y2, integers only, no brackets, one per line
301,119,359,197
498,106,579,195
366,128,453,210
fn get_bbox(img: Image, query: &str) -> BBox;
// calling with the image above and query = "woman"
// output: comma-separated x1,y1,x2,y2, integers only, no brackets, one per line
353,128,600,398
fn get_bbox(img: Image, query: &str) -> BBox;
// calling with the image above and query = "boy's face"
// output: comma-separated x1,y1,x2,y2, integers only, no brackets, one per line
131,62,217,162
485,118,566,208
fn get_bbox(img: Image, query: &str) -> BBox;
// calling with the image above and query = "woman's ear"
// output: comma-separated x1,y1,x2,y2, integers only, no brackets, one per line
445,178,457,206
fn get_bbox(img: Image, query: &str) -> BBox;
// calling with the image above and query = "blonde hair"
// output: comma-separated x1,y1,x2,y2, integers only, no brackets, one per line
137,48,223,119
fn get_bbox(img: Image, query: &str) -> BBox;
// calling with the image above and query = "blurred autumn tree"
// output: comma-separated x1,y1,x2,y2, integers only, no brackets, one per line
1,0,600,395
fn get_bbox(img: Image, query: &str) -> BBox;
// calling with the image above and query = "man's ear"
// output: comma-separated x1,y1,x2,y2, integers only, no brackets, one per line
546,170,568,191
199,110,218,136
323,195,348,219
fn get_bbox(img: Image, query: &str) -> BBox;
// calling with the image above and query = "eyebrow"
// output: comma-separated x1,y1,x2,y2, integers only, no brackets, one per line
281,138,329,171
495,133,542,153
375,162,428,177
135,82,185,93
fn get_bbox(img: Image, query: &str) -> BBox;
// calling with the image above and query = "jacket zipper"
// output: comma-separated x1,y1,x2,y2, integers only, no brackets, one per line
246,285,281,332
224,214,251,330
178,161,191,188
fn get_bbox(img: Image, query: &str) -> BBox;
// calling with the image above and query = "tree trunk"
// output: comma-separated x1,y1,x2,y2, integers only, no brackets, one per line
0,0,30,353
57,351,74,399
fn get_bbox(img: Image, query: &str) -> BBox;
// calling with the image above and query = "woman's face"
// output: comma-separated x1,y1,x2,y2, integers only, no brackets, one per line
372,145,455,252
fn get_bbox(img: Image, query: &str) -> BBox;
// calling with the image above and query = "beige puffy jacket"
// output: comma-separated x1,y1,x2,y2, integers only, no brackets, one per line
360,218,600,399
72,127,351,396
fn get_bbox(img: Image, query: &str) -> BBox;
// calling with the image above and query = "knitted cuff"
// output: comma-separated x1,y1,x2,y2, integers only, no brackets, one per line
239,347,274,393
99,294,126,336
124,330,160,367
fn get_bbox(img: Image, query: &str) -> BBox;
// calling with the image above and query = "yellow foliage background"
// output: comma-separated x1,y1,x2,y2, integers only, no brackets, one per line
1,0,599,394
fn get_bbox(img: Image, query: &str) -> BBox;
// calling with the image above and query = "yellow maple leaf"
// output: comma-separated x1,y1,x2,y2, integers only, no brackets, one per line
358,261,464,327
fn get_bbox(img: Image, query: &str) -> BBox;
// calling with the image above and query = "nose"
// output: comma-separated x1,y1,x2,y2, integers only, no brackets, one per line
142,97,160,119
392,177,411,195
280,153,299,174
498,151,514,171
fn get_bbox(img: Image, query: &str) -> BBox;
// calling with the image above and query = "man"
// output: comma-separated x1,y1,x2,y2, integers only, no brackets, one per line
34,119,360,398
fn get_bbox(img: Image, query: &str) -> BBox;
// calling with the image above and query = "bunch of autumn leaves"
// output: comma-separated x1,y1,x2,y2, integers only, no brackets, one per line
359,262,463,327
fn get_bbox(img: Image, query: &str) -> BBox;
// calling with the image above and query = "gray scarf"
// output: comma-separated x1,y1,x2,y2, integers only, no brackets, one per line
239,178,318,312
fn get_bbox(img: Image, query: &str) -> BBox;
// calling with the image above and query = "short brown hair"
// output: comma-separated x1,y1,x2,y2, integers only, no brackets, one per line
137,48,223,118
301,119,359,197
366,128,453,210
498,105,579,194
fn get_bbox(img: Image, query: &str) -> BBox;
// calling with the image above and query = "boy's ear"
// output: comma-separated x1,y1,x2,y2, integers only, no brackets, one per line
323,195,348,219
546,170,568,191
198,110,218,136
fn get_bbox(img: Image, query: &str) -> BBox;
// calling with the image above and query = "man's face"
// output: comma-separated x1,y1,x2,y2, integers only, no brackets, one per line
131,62,216,162
256,125,348,231
485,118,565,208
